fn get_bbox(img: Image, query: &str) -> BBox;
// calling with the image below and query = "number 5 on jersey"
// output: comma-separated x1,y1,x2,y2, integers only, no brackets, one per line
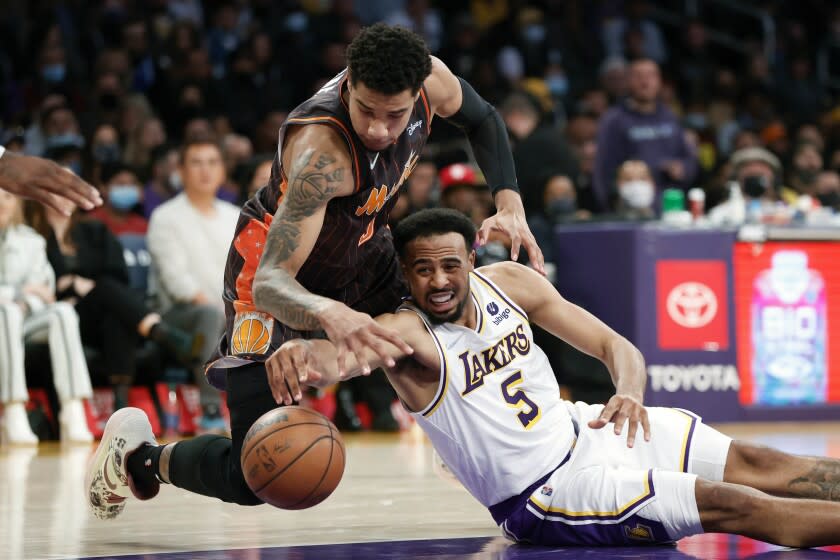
501,370,541,429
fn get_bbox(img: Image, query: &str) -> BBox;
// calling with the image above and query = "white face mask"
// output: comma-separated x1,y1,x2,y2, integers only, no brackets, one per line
620,180,655,209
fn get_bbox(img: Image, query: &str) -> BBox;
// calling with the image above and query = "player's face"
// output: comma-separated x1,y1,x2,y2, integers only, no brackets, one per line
403,233,475,325
347,80,417,152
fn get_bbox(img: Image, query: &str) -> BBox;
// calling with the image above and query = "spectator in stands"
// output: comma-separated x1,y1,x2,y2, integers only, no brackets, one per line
786,142,824,203
143,144,181,219
593,59,698,212
708,147,787,224
0,190,93,445
815,170,840,211
24,200,203,411
244,157,273,201
87,162,148,236
501,92,579,217
87,124,122,187
611,160,658,221
147,138,238,431
602,0,667,65
123,116,167,171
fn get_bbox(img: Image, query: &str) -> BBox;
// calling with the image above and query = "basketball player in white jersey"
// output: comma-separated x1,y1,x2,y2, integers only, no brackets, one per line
271,208,840,548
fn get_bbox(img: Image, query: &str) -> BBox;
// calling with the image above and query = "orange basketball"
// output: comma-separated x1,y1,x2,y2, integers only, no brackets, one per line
241,406,346,510
233,318,271,354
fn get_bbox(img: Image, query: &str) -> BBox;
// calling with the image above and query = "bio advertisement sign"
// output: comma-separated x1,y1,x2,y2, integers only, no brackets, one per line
734,242,840,406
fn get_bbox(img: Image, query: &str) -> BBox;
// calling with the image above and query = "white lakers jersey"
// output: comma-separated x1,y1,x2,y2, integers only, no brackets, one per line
402,269,576,507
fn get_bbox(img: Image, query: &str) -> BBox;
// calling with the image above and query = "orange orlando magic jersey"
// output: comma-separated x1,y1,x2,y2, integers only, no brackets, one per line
210,70,432,388
401,270,576,507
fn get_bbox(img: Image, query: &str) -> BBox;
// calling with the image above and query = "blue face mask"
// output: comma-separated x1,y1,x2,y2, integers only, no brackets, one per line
546,74,569,97
42,64,66,83
108,184,141,210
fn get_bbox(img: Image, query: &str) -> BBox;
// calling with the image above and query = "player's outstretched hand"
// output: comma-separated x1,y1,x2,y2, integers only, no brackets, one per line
266,339,324,405
320,302,413,380
479,189,545,275
0,152,102,215
587,394,650,448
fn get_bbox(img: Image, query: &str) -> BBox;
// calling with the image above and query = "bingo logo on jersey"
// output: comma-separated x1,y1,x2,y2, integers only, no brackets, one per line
656,260,729,351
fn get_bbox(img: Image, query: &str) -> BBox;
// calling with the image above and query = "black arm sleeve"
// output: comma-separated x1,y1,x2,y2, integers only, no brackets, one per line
443,77,519,195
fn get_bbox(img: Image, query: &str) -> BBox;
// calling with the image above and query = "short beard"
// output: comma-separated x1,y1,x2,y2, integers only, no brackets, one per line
426,295,468,326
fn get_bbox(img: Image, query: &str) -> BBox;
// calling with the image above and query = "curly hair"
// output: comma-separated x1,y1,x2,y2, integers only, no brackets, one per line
393,208,476,259
346,23,432,95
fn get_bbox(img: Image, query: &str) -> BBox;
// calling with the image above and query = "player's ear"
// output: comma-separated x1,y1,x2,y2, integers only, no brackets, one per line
468,250,476,269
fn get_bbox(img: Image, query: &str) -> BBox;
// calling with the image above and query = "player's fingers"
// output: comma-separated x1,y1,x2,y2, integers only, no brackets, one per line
521,233,546,275
591,399,619,427
641,409,651,442
51,166,102,209
265,358,283,404
508,230,522,262
287,353,306,402
346,337,371,376
476,222,490,246
626,417,639,448
336,342,349,379
276,352,296,405
373,324,413,357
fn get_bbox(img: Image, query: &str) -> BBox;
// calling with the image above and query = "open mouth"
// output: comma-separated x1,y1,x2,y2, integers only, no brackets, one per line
428,291,455,313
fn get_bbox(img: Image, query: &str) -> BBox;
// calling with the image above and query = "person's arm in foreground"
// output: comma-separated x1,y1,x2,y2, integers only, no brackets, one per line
425,57,545,274
486,261,649,447
252,125,412,377
0,149,102,214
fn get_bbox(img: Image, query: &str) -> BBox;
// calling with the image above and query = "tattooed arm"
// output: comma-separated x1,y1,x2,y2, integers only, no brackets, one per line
253,125,412,381
252,125,352,329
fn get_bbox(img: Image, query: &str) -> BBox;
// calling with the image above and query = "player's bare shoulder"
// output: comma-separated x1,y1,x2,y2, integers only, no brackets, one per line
281,124,356,200
423,56,462,118
477,261,550,315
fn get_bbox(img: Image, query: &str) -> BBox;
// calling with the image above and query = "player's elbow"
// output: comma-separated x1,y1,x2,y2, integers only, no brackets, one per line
252,272,275,311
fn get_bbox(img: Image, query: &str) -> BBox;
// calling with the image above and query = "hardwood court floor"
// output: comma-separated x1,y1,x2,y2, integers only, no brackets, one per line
2,422,840,560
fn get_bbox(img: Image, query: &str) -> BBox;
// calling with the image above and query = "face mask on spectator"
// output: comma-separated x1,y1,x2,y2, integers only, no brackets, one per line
546,74,569,97
99,92,120,110
817,191,840,208
42,64,66,83
795,168,819,185
169,170,183,190
619,180,654,209
684,113,708,130
546,197,577,221
522,24,546,44
93,143,121,164
742,175,768,198
108,184,141,210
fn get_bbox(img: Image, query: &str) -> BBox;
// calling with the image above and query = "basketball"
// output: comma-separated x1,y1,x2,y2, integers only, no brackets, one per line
241,406,345,510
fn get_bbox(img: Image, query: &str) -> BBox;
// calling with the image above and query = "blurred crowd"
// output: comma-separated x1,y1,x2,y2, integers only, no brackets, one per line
3,0,840,440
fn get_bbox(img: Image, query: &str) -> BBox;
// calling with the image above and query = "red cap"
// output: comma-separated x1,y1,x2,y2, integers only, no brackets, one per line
439,163,477,191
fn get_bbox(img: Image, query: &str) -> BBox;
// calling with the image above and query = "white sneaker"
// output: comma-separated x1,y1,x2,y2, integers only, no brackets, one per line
1,402,38,446
85,407,159,520
60,398,93,444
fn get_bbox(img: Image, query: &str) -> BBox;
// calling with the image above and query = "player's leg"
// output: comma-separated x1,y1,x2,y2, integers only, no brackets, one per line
130,361,275,505
695,477,840,547
723,440,840,500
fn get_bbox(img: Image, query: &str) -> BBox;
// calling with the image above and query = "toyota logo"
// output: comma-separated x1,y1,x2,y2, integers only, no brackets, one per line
666,282,717,328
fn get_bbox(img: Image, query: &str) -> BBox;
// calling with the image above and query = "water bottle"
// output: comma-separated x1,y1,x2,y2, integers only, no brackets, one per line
751,250,827,405
728,181,746,225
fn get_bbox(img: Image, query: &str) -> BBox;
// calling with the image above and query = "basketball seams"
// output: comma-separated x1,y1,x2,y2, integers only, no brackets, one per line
252,434,334,494
286,433,337,508
241,421,330,460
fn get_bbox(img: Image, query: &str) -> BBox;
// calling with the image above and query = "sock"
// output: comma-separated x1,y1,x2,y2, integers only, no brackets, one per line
127,443,167,486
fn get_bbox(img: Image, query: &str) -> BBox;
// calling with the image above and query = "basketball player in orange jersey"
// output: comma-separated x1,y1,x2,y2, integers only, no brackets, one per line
273,208,840,549
86,23,545,518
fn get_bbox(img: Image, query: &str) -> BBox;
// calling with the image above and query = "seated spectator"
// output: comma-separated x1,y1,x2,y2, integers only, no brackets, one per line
144,144,182,219
709,147,788,225
24,200,203,410
785,142,823,203
87,162,149,235
244,156,273,201
147,138,238,431
815,170,840,211
0,190,93,445
611,160,657,221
